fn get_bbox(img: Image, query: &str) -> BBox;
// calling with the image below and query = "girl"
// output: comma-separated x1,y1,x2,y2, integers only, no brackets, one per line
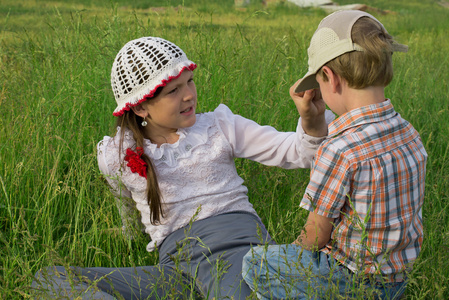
32,36,333,299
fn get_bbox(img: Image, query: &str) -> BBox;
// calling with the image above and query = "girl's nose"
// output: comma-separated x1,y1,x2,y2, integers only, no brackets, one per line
183,84,196,101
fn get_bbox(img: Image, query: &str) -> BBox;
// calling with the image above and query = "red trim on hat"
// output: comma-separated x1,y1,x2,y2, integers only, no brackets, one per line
113,63,197,117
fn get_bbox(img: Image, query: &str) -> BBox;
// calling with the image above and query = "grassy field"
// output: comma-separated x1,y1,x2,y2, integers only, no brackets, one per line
1,0,448,298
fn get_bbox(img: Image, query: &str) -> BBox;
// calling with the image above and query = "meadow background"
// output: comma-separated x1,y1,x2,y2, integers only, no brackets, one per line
0,0,448,298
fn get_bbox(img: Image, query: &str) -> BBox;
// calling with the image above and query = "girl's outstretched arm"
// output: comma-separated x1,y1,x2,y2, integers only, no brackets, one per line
214,104,334,169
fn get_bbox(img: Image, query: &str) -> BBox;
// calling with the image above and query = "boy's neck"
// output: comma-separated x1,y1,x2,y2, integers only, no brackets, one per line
341,85,386,114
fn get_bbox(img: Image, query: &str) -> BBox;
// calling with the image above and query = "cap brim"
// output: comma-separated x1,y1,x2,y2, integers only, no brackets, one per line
294,72,320,93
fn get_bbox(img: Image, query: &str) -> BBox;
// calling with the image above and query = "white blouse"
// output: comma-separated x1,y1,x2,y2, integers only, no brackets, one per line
97,104,334,252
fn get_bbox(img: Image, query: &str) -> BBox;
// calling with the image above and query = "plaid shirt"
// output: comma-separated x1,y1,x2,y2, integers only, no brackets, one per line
301,100,427,282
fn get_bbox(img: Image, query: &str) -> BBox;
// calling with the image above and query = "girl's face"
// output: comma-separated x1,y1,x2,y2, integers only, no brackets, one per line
140,70,197,143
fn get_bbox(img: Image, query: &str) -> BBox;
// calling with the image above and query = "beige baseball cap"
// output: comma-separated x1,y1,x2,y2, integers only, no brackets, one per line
294,10,408,93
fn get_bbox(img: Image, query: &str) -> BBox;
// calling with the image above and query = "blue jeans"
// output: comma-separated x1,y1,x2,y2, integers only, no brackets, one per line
242,244,407,300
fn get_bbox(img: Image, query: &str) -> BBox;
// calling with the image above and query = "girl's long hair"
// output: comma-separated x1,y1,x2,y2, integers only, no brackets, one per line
116,91,164,225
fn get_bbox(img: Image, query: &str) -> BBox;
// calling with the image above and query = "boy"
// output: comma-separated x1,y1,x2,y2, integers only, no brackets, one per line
242,10,427,300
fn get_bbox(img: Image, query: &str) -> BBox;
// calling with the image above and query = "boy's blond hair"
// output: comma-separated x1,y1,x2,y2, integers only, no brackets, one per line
317,17,395,89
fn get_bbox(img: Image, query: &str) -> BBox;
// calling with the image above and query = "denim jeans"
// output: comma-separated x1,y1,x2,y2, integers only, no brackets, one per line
242,244,407,300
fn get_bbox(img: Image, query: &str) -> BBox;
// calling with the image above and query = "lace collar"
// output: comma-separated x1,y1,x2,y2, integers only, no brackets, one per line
116,112,213,167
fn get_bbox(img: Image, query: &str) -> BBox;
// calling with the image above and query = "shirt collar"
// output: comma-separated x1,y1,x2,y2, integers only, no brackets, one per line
328,99,397,137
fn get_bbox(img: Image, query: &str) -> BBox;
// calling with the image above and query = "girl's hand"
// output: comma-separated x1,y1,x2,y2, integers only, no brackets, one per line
290,79,328,137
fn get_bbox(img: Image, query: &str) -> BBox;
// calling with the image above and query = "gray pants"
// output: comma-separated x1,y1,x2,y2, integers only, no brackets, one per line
31,212,272,299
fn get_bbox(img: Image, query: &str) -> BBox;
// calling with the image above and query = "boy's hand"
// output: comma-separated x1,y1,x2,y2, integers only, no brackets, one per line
292,211,333,251
290,79,328,137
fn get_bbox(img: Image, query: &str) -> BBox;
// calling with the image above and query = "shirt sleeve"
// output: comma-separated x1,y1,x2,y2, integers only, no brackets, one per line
214,104,334,169
300,142,350,218
97,138,145,238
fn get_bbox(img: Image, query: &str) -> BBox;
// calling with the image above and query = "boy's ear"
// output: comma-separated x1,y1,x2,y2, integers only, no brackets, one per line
322,66,340,93
131,104,149,118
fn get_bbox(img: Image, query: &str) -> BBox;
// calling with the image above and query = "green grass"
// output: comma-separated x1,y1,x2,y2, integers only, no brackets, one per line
1,0,448,298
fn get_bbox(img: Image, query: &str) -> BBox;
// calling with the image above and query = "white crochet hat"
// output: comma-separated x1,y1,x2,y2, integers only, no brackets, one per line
111,37,197,116
294,10,408,93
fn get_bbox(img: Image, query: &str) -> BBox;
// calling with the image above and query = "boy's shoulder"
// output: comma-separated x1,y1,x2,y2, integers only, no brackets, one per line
320,108,424,165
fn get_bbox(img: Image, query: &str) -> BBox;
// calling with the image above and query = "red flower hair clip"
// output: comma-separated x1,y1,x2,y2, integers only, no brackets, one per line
124,147,147,179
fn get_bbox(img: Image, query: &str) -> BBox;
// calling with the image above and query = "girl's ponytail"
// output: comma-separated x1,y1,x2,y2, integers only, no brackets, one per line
117,112,164,225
